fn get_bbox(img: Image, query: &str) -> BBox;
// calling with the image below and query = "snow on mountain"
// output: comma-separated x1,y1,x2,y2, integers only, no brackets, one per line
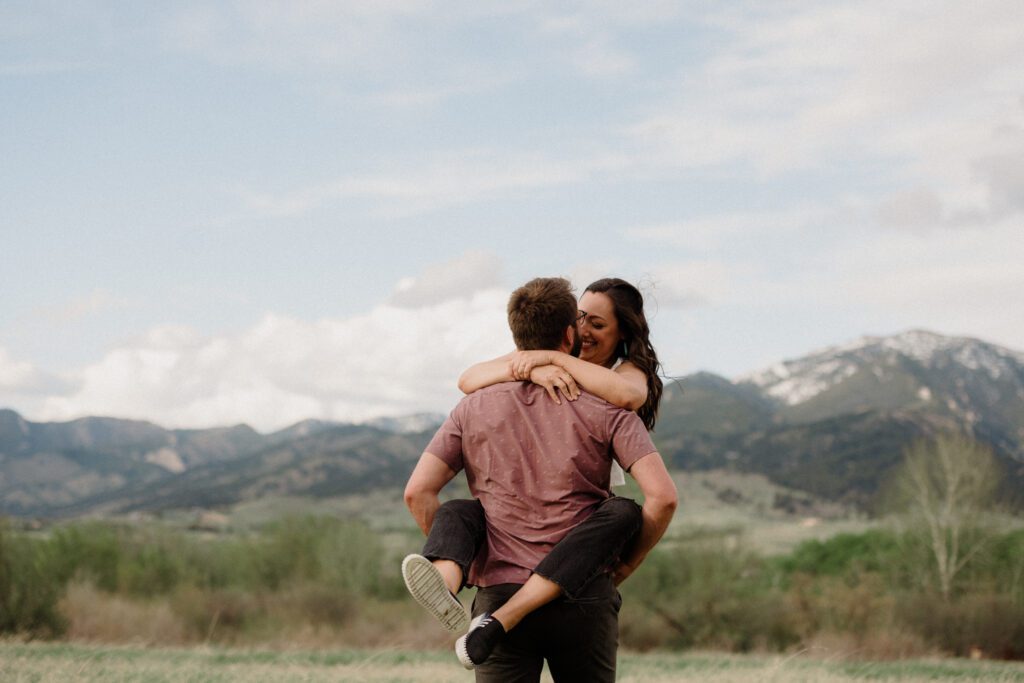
738,330,1024,407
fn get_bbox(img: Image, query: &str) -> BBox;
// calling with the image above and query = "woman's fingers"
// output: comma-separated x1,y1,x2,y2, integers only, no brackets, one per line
509,358,534,380
553,373,580,402
509,359,529,380
543,379,561,404
562,372,579,400
528,365,579,404
509,351,537,380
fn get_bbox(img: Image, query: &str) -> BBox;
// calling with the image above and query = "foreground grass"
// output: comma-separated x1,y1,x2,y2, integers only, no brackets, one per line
1,642,1022,682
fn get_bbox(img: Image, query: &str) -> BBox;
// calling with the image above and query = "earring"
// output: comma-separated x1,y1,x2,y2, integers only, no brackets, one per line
621,340,628,358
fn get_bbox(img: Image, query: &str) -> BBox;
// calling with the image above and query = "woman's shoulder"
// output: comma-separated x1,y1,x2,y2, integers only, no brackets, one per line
613,359,644,375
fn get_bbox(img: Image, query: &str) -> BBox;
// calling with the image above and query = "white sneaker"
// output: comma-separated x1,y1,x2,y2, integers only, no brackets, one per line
401,554,469,633
455,612,505,670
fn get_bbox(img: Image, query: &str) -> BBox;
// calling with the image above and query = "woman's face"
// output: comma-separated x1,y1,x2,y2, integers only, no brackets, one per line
578,291,622,368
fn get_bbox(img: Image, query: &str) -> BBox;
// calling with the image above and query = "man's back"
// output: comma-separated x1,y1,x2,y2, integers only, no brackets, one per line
426,382,655,587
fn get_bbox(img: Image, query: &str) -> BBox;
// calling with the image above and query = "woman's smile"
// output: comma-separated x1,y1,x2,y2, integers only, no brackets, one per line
577,291,622,368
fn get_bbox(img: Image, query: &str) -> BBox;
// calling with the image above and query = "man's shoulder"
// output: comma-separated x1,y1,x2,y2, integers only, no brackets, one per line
572,392,647,437
454,382,532,411
462,383,528,401
573,390,634,416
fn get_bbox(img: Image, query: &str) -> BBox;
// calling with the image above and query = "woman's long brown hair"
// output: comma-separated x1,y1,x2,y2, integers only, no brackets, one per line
585,278,663,431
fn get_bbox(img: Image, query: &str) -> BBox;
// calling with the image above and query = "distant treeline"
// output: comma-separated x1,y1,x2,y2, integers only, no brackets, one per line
1,517,1023,660
621,528,1024,660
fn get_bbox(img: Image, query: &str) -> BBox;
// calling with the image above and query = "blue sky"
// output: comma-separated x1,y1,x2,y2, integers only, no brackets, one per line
2,2,1022,430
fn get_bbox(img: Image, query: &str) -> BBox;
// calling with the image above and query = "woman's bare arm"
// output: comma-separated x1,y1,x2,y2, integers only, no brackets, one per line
511,351,647,410
457,352,516,394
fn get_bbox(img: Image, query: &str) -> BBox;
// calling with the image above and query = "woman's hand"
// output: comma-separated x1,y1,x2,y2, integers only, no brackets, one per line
508,350,556,380
528,365,580,405
611,562,635,586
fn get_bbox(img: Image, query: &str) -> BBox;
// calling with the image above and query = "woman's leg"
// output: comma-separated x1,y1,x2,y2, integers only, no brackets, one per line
403,498,486,632
421,498,486,590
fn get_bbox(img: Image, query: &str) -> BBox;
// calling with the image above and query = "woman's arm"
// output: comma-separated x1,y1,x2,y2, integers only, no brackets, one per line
457,352,516,394
458,350,578,398
512,351,647,410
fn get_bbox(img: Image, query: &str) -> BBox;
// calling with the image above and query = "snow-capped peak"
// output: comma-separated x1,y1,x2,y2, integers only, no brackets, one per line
737,330,1024,407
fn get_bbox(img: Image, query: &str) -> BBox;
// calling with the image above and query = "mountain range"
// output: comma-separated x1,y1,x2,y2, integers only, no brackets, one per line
2,329,1022,518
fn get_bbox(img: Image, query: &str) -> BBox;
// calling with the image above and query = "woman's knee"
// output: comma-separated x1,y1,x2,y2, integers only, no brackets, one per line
436,498,485,525
599,497,643,531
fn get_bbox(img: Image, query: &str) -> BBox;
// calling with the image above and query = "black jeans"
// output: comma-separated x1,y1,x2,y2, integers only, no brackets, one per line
421,496,642,598
471,575,621,683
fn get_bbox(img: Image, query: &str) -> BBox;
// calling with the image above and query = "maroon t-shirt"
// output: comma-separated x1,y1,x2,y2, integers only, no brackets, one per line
425,382,657,586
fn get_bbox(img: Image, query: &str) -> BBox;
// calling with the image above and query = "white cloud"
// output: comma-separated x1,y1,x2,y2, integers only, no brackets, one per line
0,347,37,391
643,262,736,309
744,216,1024,353
0,347,67,409
567,262,621,294
389,250,504,308
358,71,517,108
164,1,673,82
626,1,1024,200
875,188,945,231
828,217,1023,302
624,207,829,251
567,37,636,78
537,14,637,78
166,1,435,72
971,122,1024,218
533,1,683,78
35,289,514,432
238,149,619,218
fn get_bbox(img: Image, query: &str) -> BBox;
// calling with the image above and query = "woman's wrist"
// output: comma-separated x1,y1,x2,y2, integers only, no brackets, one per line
548,351,571,368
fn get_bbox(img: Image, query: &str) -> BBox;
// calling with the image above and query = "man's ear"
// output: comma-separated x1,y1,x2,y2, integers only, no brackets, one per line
561,325,576,354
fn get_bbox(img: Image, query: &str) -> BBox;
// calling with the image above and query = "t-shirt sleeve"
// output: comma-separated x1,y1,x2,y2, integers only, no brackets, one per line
607,408,657,472
425,403,465,472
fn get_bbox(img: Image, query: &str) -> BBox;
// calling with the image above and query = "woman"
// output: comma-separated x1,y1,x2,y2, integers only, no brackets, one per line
403,278,664,669
460,277,661,429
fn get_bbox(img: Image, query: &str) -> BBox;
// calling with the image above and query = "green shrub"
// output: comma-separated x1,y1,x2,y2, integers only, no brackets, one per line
120,537,184,596
621,539,799,652
0,521,66,636
778,529,903,579
252,516,400,597
171,585,266,641
977,529,1024,603
179,535,264,590
899,592,1024,660
48,522,122,592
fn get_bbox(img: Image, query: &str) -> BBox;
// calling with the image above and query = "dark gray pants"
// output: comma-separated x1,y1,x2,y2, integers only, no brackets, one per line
471,576,621,683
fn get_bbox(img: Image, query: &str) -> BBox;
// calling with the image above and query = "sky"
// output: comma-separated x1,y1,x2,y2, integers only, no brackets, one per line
2,1,1023,432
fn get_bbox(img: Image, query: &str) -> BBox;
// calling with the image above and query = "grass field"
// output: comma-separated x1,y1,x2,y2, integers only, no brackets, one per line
2,642,1023,682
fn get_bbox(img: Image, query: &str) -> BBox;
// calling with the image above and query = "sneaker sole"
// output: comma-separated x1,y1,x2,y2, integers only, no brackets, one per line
455,613,487,670
455,632,474,669
402,554,469,633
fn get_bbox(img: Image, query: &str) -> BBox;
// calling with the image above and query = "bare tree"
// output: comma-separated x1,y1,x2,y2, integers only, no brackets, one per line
893,433,1000,601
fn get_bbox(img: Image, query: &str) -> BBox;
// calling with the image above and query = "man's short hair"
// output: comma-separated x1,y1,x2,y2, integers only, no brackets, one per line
507,277,577,351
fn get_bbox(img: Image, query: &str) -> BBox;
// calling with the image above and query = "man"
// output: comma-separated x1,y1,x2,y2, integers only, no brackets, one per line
404,277,677,682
